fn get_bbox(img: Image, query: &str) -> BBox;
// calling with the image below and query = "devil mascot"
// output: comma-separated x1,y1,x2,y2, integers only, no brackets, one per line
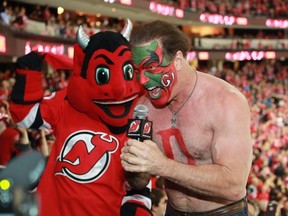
9,19,152,216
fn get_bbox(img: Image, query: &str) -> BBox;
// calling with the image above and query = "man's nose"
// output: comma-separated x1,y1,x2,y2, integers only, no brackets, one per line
139,71,149,85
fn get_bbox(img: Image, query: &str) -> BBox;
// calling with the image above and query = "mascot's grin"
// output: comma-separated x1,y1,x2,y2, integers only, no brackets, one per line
93,94,138,118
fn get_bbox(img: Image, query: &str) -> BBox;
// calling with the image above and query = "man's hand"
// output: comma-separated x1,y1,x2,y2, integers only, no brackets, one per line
121,139,167,176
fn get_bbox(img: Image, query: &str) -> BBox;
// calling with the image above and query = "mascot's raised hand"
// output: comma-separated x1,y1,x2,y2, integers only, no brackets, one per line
9,19,151,216
11,51,44,104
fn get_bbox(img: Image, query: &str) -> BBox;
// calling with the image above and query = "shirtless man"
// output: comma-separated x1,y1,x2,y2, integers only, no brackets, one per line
121,20,253,215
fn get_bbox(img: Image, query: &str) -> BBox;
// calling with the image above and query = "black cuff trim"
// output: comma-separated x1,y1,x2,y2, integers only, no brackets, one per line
15,143,31,152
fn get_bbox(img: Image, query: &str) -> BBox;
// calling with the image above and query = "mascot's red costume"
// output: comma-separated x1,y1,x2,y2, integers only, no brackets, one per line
9,19,151,216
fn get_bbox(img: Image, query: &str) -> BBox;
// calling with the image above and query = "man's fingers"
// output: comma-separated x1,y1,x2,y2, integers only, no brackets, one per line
126,139,151,154
121,160,144,173
121,152,136,163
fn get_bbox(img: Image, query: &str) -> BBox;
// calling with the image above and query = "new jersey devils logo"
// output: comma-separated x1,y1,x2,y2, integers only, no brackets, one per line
128,119,141,133
143,122,152,134
55,130,119,183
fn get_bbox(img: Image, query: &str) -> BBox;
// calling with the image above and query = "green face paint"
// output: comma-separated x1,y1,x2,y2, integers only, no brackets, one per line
132,40,158,66
144,72,162,89
132,40,171,67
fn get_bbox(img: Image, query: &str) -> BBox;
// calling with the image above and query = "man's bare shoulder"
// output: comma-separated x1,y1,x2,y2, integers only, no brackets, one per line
200,72,247,103
198,72,250,121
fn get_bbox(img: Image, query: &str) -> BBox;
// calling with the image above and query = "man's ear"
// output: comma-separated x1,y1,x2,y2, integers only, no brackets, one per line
174,50,183,71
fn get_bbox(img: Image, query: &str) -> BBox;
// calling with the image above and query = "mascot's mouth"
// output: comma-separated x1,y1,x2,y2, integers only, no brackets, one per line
93,94,138,118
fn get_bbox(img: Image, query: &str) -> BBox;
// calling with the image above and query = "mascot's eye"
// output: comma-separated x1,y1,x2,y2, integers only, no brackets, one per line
123,64,134,80
95,67,110,85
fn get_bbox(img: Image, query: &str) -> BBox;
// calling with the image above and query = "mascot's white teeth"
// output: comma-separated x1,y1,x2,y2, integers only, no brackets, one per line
93,95,138,105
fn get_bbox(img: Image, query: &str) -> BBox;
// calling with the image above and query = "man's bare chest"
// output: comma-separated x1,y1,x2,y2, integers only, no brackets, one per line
150,111,213,165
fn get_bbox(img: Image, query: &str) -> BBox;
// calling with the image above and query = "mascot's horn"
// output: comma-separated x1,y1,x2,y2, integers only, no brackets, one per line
121,18,133,41
76,18,132,49
76,25,90,50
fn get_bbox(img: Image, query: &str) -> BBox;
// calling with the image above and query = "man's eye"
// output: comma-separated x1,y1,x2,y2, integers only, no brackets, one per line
148,66,155,70
95,67,110,85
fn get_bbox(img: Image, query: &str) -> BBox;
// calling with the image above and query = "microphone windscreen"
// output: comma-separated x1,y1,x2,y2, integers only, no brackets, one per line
134,104,148,119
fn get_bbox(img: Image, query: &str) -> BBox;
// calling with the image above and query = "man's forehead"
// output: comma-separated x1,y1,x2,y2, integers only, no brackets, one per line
133,40,159,50
131,40,162,65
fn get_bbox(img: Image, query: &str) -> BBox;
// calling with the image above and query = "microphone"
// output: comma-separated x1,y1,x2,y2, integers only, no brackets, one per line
126,104,153,141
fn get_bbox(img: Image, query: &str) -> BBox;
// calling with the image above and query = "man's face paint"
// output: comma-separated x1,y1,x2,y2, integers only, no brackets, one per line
132,40,177,108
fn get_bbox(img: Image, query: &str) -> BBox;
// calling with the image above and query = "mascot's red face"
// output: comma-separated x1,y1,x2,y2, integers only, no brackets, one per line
67,20,140,133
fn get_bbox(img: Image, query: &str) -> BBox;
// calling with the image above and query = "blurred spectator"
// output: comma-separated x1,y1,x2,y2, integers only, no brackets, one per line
0,5,13,26
42,4,51,24
58,19,66,37
29,4,42,21
65,21,76,39
0,80,11,102
151,188,168,216
12,6,28,30
247,199,260,216
280,199,288,216
43,15,57,36
0,126,20,165
0,100,32,165
32,129,55,157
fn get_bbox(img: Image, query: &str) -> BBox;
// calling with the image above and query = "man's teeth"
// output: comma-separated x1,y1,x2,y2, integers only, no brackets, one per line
149,87,161,99
148,86,158,91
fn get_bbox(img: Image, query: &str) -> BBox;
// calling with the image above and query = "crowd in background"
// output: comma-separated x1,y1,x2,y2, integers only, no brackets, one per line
0,1,287,216
0,1,132,39
0,1,287,42
170,0,288,18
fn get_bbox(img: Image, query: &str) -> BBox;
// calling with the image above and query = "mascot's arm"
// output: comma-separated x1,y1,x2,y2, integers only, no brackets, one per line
9,51,63,129
121,172,152,216
9,51,44,129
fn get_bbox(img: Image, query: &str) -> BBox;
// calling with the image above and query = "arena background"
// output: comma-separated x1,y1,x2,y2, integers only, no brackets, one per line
0,0,287,215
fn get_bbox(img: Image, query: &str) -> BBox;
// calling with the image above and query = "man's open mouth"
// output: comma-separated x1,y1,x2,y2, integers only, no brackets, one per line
147,86,162,99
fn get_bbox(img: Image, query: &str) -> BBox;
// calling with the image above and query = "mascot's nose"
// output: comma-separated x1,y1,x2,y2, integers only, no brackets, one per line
112,83,127,99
